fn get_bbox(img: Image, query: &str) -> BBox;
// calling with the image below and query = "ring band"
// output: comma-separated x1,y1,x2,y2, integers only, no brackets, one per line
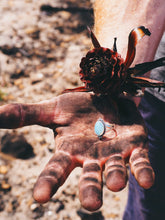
94,118,116,139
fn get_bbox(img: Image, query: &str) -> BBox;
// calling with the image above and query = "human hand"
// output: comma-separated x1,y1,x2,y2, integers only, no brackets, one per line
0,92,154,211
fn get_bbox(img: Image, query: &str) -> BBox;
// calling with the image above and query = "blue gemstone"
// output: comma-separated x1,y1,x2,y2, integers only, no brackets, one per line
94,119,106,139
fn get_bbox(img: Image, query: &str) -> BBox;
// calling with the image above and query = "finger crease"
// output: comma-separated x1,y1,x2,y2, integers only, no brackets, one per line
83,177,100,184
130,152,148,162
106,169,125,179
106,164,124,170
131,157,149,166
107,155,123,162
133,161,151,168
83,163,101,172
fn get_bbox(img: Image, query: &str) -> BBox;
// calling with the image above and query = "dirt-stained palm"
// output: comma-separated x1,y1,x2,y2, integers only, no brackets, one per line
0,92,154,211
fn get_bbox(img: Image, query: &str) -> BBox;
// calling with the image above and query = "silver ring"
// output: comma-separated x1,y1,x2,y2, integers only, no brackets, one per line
94,118,115,139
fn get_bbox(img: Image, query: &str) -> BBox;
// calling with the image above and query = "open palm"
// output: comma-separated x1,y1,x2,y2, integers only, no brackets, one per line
0,92,154,211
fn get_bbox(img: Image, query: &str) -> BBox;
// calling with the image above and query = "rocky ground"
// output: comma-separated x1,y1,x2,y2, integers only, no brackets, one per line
0,1,127,219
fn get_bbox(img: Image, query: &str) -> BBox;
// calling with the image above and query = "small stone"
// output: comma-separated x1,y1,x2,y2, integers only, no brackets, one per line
113,195,120,201
1,181,11,191
31,73,43,84
30,203,39,211
56,201,65,213
27,198,34,208
60,11,71,20
46,210,53,216
1,133,35,159
14,78,24,89
0,165,8,174
107,213,119,218
31,203,45,219
3,94,15,101
25,27,40,39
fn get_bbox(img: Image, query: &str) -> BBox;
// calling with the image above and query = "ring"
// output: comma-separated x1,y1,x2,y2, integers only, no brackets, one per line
94,118,116,139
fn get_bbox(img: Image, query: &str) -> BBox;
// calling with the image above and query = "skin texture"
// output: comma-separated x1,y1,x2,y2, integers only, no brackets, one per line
0,92,155,211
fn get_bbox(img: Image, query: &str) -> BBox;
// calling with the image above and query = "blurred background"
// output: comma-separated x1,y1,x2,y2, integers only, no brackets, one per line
0,1,127,219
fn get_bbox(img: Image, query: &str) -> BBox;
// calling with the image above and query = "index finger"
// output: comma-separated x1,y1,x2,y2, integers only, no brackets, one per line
33,151,75,203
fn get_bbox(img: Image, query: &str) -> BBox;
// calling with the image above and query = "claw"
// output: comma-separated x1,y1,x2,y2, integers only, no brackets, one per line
124,26,151,68
113,37,117,52
62,86,92,93
87,26,101,48
128,57,165,76
131,76,165,88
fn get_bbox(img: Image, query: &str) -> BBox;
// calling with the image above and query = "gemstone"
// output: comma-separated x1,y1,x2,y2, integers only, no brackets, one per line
94,119,106,139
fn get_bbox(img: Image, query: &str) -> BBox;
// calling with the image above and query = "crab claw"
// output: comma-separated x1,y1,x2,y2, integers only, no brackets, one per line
131,76,165,88
128,57,165,76
87,26,101,48
62,86,92,94
124,26,151,69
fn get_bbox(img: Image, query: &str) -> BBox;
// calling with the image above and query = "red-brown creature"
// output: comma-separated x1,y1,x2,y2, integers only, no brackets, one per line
63,26,165,96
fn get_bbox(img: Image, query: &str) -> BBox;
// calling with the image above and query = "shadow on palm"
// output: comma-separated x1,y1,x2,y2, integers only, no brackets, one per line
33,92,154,211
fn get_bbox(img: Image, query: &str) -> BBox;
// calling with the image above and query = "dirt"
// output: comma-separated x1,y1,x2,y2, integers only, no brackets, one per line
0,1,127,219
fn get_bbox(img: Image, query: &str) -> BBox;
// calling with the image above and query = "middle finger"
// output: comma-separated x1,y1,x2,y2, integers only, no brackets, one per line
79,160,103,211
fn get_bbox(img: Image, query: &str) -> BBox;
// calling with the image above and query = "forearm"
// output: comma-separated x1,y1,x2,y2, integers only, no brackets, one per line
94,0,165,105
94,0,165,65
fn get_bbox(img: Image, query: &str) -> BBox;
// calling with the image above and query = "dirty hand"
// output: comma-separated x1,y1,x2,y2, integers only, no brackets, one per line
0,92,154,211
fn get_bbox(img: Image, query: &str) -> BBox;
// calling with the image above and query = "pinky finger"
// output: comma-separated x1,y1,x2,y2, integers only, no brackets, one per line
129,147,155,189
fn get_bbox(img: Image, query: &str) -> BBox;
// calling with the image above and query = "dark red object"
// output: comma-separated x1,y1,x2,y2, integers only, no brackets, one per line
64,26,165,96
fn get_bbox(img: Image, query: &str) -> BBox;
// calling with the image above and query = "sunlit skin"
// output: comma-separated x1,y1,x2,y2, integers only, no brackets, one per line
0,92,155,211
